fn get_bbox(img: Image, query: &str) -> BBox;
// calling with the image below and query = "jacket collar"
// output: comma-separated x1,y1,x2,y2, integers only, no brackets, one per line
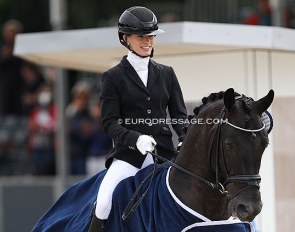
121,56,159,94
126,51,149,72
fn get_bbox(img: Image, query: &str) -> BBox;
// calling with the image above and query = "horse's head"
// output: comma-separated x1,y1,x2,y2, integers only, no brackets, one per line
172,88,274,222
213,88,274,221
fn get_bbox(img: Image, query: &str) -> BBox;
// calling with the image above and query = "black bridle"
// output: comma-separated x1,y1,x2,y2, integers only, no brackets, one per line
209,107,262,197
155,105,264,196
153,106,263,196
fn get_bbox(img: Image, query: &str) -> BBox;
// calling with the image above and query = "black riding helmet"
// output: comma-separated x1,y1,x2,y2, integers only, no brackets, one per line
118,6,164,56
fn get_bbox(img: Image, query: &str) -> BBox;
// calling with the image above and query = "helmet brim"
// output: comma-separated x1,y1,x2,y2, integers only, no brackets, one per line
146,29,165,35
118,28,165,36
129,28,165,36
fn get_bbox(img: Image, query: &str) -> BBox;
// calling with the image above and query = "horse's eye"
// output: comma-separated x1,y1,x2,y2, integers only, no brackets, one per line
225,142,234,150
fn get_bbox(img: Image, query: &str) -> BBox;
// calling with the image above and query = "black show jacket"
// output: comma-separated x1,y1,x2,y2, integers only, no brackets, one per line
100,56,187,168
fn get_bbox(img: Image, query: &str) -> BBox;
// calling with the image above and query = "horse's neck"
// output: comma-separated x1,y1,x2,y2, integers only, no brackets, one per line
169,124,230,220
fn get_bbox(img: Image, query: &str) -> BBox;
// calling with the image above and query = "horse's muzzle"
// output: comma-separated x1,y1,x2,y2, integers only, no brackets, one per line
228,187,262,222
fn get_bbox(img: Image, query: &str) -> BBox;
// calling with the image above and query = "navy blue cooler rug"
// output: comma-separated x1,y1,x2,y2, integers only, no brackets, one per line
32,165,254,232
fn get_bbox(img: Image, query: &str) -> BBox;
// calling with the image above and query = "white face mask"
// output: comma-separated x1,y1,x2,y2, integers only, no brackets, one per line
38,92,52,106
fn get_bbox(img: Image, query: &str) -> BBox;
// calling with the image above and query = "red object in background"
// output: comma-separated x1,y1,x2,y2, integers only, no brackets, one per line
244,13,260,25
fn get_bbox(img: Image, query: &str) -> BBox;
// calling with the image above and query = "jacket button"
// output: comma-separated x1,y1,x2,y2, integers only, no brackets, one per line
147,109,151,114
146,96,151,101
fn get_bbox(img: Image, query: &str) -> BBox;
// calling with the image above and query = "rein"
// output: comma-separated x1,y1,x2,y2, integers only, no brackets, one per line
122,152,220,222
122,156,161,221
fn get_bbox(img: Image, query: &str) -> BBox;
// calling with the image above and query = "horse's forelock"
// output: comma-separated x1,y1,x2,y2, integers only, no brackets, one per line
241,100,252,115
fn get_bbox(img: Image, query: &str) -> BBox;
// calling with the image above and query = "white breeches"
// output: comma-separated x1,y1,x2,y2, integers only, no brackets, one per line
95,153,154,219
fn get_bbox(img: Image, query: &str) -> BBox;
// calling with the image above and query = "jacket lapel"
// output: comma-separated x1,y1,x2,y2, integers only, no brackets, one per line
147,60,159,91
121,56,149,94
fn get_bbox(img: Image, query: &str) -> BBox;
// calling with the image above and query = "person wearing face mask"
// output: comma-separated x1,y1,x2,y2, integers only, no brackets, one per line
27,83,56,175
88,6,188,232
66,81,93,175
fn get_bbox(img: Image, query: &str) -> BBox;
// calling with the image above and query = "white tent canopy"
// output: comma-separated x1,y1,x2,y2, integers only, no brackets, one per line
14,22,295,73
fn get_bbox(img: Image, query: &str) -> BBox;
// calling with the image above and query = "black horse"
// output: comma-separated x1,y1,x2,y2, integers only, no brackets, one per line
32,88,274,232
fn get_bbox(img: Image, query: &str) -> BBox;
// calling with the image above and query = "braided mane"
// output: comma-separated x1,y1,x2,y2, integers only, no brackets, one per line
192,91,225,116
191,91,250,117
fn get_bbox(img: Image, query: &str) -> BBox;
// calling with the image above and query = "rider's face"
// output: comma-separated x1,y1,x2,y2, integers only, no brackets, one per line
125,34,155,57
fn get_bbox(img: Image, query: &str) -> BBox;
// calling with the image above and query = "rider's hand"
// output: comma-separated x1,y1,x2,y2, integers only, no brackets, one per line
136,135,157,155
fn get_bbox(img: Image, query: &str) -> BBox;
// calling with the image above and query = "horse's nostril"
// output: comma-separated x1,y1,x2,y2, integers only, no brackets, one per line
237,204,249,214
236,203,254,221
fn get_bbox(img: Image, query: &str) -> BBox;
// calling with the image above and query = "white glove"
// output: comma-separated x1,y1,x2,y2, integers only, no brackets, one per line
177,142,183,152
136,135,157,155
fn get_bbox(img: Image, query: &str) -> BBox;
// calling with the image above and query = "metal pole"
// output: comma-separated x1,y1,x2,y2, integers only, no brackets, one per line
54,69,69,196
50,0,67,30
269,0,283,26
49,0,69,197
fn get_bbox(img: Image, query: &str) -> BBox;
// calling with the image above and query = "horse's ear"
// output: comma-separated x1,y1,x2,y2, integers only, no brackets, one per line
254,89,275,115
224,88,235,112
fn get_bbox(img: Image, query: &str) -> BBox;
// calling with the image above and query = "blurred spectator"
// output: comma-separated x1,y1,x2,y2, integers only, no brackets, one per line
284,1,295,28
0,19,24,115
0,114,30,175
86,100,112,175
0,118,14,174
160,13,179,23
27,83,56,175
243,0,272,26
20,62,45,115
66,81,92,175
